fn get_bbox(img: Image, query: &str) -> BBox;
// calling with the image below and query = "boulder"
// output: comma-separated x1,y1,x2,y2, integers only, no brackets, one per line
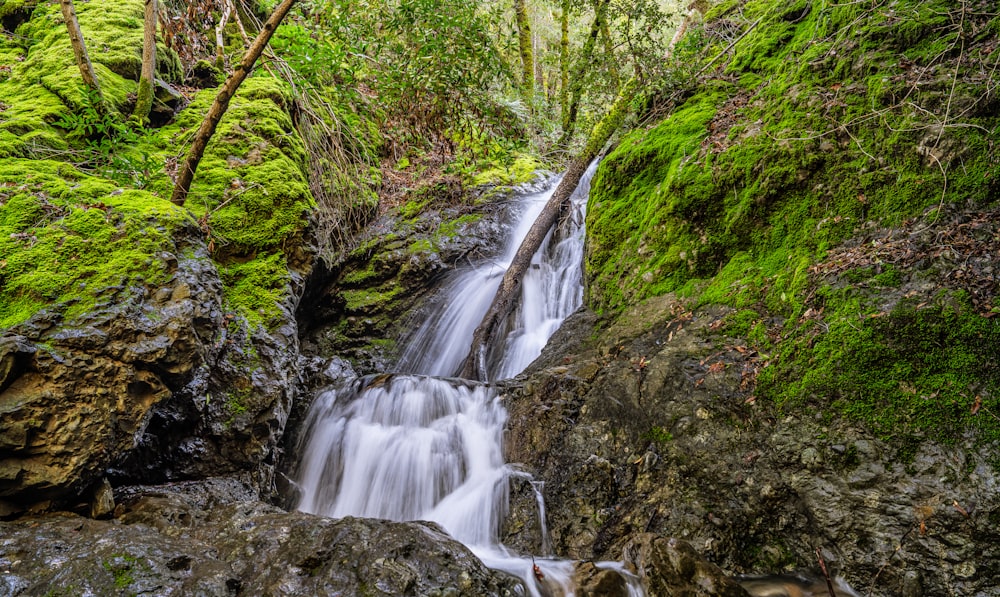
622,535,749,597
500,295,1000,596
1,242,303,509
0,478,522,596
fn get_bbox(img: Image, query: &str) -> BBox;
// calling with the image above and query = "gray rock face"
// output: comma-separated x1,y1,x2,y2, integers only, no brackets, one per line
0,479,522,596
500,295,1000,597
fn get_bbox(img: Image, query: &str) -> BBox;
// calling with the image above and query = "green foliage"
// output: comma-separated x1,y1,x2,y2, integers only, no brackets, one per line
277,0,521,151
54,85,162,188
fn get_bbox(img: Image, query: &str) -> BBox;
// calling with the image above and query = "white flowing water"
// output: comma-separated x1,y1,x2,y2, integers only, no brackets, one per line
296,165,644,596
396,162,596,380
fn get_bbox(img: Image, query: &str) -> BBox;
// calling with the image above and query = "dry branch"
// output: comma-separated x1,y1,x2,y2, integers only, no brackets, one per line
170,0,296,206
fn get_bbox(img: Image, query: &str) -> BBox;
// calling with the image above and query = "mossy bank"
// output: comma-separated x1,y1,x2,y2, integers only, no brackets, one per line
586,0,1000,449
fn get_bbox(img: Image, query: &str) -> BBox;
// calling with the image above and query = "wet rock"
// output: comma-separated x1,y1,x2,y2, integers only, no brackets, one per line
1,235,305,509
571,561,629,597
624,535,749,597
736,572,858,597
89,478,115,519
0,479,522,596
501,295,1000,597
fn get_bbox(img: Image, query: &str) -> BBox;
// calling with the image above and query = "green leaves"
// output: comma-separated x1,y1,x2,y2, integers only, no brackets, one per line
54,85,161,188
276,0,518,149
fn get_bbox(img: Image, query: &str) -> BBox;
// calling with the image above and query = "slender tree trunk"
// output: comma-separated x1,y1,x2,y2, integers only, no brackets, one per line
461,76,638,381
559,0,569,128
514,0,534,99
170,0,296,206
216,0,233,71
600,15,620,89
59,0,103,104
666,8,696,60
557,0,609,146
534,33,545,91
133,0,157,123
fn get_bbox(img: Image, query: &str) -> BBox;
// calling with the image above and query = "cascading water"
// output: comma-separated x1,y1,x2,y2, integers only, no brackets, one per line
395,162,595,380
295,163,643,596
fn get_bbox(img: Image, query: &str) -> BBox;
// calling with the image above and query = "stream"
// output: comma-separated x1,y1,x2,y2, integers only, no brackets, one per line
294,165,643,595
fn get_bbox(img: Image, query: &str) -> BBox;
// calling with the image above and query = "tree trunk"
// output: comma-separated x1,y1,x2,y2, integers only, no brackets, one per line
533,33,545,91
216,0,233,71
170,0,296,207
666,8,695,60
600,15,620,89
559,0,569,128
59,0,103,105
133,0,157,123
460,76,638,381
514,0,534,100
557,0,609,146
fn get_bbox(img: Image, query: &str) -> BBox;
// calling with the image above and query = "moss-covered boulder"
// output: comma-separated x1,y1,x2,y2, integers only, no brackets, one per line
0,159,216,505
0,38,320,508
585,0,1000,466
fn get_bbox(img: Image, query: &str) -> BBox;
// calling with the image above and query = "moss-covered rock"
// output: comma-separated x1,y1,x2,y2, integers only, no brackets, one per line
0,158,192,328
586,0,1000,443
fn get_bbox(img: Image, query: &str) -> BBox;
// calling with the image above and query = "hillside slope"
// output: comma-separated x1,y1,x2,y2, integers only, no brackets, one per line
587,0,1000,444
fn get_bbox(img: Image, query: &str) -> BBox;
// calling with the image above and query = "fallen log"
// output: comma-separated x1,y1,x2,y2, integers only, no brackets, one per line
460,77,638,380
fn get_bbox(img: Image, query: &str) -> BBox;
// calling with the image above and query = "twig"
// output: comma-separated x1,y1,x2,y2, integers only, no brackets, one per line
693,18,763,79
816,547,837,597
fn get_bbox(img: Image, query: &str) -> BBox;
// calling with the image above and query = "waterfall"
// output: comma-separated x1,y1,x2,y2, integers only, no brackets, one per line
295,164,642,596
396,162,596,380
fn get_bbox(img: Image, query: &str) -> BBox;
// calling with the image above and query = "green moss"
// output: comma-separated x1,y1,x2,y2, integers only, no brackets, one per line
436,213,482,239
0,159,192,328
339,261,381,286
226,388,251,416
398,195,432,220
721,308,763,338
641,426,673,445
589,0,998,315
407,238,434,254
147,76,313,254
765,293,1000,443
586,90,724,310
0,0,30,20
101,553,138,590
218,252,290,329
342,285,404,313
